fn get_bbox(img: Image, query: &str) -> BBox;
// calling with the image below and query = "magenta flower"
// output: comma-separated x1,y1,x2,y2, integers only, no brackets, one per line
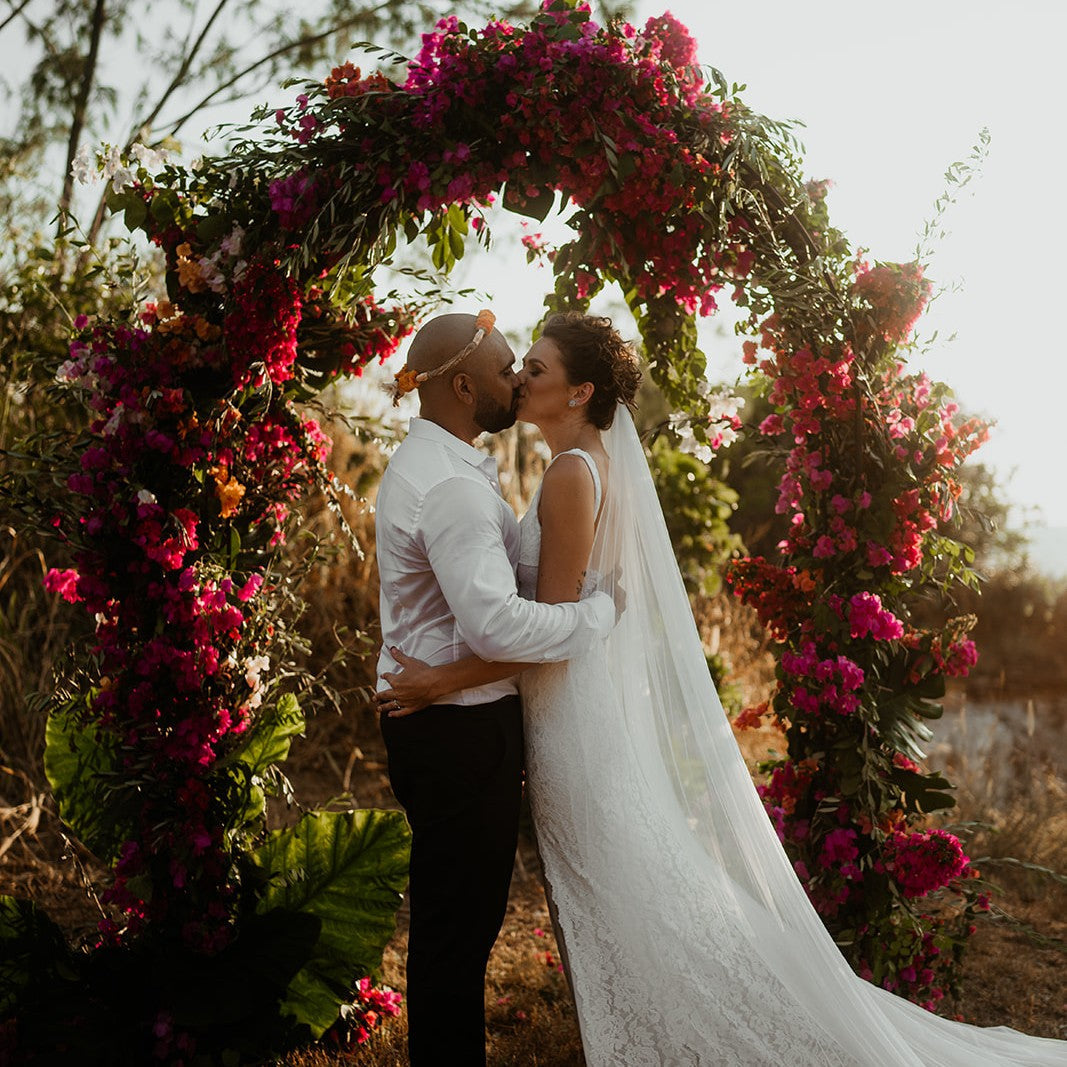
44,567,82,603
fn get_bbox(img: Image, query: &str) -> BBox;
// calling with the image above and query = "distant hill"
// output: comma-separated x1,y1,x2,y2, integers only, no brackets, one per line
1026,525,1067,579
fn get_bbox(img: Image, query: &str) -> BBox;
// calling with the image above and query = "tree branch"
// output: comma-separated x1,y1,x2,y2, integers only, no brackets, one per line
84,3,395,248
162,5,394,140
0,0,35,37
57,0,108,231
127,0,234,146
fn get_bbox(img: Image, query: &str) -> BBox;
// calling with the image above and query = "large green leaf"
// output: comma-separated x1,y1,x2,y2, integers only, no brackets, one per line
0,896,74,1016
234,692,305,780
254,808,411,1037
43,708,128,863
217,692,305,829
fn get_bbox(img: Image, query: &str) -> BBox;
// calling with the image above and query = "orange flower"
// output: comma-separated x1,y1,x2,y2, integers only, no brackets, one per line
475,309,496,333
731,702,768,731
177,413,201,441
175,242,207,294
392,365,420,403
194,316,221,342
210,464,246,518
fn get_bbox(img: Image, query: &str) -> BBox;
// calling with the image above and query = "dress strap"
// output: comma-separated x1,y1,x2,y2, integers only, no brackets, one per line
552,448,602,517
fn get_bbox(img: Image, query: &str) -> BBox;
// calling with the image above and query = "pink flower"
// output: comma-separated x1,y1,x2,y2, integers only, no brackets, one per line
44,567,82,603
848,592,904,641
812,535,837,559
884,829,969,898
237,573,264,602
819,827,859,867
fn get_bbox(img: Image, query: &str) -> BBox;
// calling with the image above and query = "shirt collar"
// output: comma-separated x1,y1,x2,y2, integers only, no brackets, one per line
407,417,499,479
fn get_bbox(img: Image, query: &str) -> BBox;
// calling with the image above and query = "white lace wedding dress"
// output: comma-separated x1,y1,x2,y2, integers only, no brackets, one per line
516,412,1064,1066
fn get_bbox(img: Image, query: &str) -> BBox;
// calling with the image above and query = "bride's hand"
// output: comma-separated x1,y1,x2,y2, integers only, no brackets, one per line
375,647,442,717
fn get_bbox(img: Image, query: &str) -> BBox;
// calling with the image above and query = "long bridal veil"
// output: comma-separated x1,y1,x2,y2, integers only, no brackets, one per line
583,403,1063,1065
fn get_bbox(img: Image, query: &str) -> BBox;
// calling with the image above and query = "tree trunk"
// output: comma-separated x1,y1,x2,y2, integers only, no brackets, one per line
57,0,108,238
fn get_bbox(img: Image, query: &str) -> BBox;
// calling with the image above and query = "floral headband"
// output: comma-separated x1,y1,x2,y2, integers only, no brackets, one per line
391,309,497,405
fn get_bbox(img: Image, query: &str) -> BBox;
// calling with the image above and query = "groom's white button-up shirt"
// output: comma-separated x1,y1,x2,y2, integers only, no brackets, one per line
375,417,613,706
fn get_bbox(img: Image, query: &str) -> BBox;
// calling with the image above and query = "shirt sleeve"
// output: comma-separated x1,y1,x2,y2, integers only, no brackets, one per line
420,477,613,663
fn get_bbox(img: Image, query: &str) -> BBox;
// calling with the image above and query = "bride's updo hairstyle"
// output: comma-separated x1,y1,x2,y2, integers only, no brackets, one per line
541,312,642,429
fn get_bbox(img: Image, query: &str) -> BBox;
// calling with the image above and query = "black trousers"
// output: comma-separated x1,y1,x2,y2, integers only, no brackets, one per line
380,695,524,1066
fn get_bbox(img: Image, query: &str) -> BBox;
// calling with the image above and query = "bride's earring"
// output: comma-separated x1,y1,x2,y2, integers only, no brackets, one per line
568,398,577,407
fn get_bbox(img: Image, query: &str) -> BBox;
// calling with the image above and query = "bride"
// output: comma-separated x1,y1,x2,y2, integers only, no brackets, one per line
376,312,1064,1065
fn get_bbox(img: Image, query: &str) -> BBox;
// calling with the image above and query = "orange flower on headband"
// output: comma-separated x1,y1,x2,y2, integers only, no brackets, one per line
392,366,420,404
475,309,496,333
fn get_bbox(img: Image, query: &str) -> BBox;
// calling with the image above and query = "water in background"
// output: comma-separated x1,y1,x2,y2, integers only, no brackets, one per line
928,688,1067,806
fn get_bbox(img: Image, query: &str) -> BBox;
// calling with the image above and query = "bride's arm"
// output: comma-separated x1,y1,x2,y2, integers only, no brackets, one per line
376,647,531,716
534,454,597,605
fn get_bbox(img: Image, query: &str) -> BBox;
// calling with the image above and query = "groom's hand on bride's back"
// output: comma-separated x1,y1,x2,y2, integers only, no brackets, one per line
586,585,624,630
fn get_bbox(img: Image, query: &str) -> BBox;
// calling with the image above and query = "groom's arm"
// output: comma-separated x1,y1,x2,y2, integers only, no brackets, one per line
420,479,612,663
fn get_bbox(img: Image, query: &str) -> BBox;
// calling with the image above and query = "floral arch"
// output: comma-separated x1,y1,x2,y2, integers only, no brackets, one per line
5,0,989,1061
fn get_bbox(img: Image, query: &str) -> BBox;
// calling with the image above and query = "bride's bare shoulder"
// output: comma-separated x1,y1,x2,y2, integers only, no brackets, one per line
541,452,596,501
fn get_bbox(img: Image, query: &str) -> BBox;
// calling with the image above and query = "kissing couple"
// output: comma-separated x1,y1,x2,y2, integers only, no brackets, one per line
373,312,1064,1065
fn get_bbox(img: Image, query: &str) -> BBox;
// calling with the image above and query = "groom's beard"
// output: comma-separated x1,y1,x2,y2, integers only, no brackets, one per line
474,391,519,434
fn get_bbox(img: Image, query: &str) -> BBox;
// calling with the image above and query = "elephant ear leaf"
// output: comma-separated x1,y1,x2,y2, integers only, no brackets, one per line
44,708,129,864
0,896,73,1017
254,808,410,1037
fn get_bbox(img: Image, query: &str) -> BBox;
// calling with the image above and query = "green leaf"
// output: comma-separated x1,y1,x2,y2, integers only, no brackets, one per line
448,224,465,261
164,908,323,1030
254,809,411,1037
0,897,74,1017
217,692,305,829
914,791,956,814
236,692,304,780
43,708,129,863
123,197,147,231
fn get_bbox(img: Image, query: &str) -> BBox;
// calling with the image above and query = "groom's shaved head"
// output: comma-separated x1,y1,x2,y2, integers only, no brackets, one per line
407,312,518,439
407,313,491,378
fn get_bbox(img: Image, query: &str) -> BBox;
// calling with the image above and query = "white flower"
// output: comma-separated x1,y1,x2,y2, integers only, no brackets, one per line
110,166,136,193
70,144,97,185
669,412,713,464
55,359,82,383
100,144,122,182
103,403,126,436
244,654,271,690
219,224,245,259
706,389,744,424
136,489,158,506
198,249,227,293
190,155,204,172
129,142,168,173
98,144,135,192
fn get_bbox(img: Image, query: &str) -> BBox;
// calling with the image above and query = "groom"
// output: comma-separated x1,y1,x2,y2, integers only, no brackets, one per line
374,312,613,1065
